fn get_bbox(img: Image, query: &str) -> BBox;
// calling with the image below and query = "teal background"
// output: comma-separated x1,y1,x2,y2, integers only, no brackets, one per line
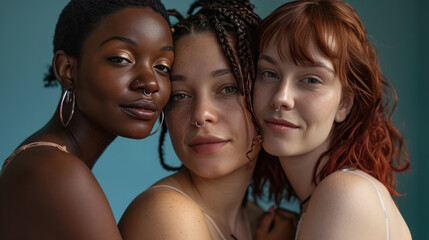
0,0,427,238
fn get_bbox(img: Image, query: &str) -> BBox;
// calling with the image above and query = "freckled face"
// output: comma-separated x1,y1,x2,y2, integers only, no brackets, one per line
166,33,258,178
74,7,173,139
253,41,349,159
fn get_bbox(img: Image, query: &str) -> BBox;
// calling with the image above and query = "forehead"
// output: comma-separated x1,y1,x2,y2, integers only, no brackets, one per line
172,32,230,74
261,39,335,71
85,7,171,46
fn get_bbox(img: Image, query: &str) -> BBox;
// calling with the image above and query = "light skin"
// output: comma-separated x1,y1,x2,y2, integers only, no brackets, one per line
0,7,173,240
119,32,262,240
253,41,411,239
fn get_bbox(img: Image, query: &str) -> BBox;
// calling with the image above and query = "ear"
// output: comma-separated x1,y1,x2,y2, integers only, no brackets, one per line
52,50,76,90
335,93,354,123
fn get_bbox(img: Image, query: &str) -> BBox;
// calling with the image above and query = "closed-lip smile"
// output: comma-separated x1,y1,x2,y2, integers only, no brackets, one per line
120,99,158,120
265,117,299,132
188,135,230,154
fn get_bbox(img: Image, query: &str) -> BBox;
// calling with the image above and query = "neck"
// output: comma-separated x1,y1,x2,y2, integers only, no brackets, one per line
178,162,254,236
36,108,116,169
279,140,330,210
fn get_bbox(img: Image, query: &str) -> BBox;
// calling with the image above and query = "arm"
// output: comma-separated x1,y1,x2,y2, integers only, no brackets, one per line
119,188,213,240
8,151,122,240
299,171,388,240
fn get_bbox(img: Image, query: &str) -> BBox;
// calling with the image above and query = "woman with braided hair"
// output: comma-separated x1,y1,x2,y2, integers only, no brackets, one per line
119,1,296,239
0,0,173,239
252,0,411,239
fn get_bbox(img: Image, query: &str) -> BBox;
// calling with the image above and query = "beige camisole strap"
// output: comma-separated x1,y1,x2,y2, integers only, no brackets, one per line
1,141,68,176
147,184,228,240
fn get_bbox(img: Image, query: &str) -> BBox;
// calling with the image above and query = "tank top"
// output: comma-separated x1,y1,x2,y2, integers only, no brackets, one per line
147,184,232,240
1,142,68,176
294,169,389,240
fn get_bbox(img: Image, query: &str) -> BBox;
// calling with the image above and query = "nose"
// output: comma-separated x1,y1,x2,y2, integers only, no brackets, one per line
271,80,295,111
190,94,218,127
130,67,160,96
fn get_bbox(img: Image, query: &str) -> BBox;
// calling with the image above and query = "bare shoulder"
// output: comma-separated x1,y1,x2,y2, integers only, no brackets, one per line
299,170,388,240
119,184,213,240
0,147,121,239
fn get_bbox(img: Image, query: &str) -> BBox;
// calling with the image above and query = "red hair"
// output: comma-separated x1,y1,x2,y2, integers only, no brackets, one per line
252,0,410,205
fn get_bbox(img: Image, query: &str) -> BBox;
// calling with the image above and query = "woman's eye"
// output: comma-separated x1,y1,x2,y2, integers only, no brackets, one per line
262,71,279,79
107,56,132,64
303,77,321,84
171,93,188,101
155,65,171,73
220,86,238,95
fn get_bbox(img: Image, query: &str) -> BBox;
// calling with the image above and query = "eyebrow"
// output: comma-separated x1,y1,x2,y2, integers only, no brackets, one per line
259,54,334,73
171,75,185,82
100,36,137,47
171,68,233,82
211,68,232,78
306,62,334,73
100,37,174,52
258,54,278,65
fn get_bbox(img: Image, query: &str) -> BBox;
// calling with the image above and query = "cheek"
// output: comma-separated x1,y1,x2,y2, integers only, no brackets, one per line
252,85,270,121
304,92,341,128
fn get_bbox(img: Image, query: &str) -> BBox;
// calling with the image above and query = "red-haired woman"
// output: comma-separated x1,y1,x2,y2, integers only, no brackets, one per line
252,0,411,239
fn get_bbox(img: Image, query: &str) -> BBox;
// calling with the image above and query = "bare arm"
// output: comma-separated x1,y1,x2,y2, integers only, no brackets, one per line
1,150,122,240
119,188,213,240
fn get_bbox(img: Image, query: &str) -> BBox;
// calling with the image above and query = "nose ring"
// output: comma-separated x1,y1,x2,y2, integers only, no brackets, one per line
143,88,152,97
275,106,281,112
191,121,205,128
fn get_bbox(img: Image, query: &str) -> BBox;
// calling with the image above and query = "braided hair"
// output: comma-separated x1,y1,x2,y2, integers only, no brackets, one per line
159,0,261,171
44,0,169,87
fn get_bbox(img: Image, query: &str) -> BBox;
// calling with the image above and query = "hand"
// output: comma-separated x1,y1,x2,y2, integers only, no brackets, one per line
254,206,298,240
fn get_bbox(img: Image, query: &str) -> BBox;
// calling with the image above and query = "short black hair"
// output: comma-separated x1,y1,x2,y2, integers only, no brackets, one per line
44,0,169,87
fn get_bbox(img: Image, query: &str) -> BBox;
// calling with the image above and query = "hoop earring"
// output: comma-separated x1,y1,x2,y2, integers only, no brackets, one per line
149,111,164,136
191,121,205,128
59,89,75,127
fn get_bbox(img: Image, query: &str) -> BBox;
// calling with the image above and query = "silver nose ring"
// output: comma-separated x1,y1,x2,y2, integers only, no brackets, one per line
143,88,152,97
191,121,205,128
275,106,281,112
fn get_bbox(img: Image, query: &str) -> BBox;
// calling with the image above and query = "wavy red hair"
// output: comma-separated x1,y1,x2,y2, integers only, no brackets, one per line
252,0,410,205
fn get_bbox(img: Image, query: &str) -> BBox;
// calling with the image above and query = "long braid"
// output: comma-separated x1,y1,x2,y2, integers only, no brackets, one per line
158,123,182,171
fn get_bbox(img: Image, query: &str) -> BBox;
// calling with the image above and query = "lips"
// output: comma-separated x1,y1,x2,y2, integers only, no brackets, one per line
120,99,158,120
264,117,299,133
188,135,229,154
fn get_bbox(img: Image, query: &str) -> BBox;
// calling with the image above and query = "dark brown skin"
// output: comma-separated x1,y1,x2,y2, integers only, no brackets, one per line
0,7,173,240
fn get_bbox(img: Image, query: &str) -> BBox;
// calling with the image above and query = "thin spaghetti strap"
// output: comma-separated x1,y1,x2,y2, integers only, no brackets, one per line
203,212,228,240
341,169,389,240
147,185,195,200
1,141,68,176
147,184,228,240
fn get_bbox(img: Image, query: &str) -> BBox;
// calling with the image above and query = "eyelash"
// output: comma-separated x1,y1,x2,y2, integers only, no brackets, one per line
107,56,132,64
170,85,238,103
302,77,322,84
154,65,171,74
219,85,238,95
261,70,279,80
170,93,189,102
